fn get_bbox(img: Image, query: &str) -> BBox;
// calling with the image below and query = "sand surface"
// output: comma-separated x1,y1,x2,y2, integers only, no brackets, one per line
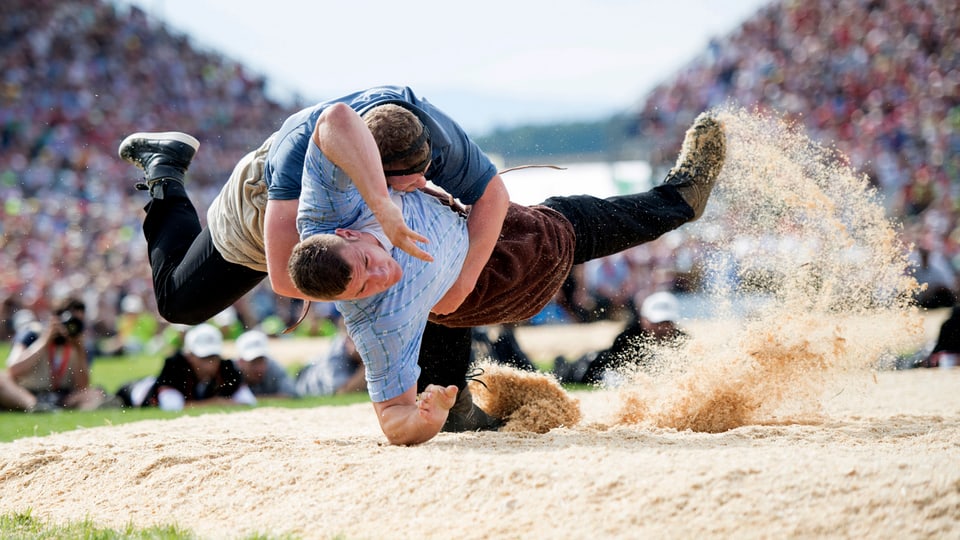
0,365,958,539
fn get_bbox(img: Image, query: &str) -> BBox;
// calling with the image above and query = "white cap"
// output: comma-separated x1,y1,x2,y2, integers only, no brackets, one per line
236,330,270,362
183,323,223,358
213,306,238,327
121,294,144,314
640,291,680,323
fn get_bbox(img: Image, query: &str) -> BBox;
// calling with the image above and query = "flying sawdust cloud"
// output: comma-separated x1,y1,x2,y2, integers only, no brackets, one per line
475,107,926,435
612,106,925,432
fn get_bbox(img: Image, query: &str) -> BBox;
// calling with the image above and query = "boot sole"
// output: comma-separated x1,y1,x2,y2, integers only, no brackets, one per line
118,131,200,162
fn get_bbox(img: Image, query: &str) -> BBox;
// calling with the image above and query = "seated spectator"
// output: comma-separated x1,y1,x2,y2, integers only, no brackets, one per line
911,245,958,309
118,323,256,410
234,329,298,398
553,291,687,385
920,304,960,368
295,330,366,397
4,297,106,411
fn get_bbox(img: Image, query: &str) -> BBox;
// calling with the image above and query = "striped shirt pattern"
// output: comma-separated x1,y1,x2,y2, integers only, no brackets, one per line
299,139,468,402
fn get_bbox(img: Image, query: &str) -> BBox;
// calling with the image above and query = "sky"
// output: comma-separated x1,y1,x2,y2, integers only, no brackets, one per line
114,0,771,135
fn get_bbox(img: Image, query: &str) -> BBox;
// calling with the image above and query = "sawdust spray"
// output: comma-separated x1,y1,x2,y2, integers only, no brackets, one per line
614,107,924,432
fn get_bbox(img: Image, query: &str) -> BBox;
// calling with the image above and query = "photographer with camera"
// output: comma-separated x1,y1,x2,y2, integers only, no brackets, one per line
2,297,106,411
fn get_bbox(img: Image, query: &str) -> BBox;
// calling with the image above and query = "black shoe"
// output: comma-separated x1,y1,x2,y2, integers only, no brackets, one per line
662,113,726,221
118,131,199,199
552,355,574,383
442,385,502,433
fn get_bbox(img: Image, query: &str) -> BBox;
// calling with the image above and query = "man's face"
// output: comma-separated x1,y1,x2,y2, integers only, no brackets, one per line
186,353,221,381
334,230,403,300
385,166,429,193
641,319,677,340
238,357,267,384
387,174,425,193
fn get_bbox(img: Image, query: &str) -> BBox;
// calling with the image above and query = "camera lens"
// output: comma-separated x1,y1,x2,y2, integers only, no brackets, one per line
59,311,85,337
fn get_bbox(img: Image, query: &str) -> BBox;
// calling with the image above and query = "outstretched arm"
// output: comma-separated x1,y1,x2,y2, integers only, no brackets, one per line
313,103,432,262
431,175,509,314
372,383,457,445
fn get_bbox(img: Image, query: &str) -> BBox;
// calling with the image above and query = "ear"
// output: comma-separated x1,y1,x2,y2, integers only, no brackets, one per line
335,228,362,241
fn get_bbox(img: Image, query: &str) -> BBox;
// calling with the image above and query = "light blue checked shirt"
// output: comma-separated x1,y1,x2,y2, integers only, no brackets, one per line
298,139,468,402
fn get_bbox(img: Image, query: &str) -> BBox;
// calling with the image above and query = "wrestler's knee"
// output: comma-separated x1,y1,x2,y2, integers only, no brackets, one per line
156,297,218,326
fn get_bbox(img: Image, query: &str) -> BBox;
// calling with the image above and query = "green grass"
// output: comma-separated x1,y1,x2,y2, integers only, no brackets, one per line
1,511,196,539
0,510,301,539
0,393,369,443
0,343,369,443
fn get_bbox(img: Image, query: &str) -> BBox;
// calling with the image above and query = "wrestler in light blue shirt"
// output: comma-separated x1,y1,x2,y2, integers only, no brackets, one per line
298,139,469,402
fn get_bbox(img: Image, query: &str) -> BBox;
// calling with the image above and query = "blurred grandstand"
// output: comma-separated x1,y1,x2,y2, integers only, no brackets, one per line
1,0,957,345
0,0,302,342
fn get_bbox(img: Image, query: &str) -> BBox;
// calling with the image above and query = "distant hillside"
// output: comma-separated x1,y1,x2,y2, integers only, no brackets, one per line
475,112,651,166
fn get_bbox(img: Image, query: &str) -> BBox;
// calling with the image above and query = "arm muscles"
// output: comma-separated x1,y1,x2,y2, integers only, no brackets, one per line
432,175,509,314
313,103,431,261
264,198,305,298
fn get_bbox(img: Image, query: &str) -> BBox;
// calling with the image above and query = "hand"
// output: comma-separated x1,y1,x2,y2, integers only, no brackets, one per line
40,316,62,342
417,384,457,425
431,278,474,315
374,201,433,262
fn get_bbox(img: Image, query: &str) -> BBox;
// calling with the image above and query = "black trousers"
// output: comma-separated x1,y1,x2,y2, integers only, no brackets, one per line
142,182,267,325
419,184,695,390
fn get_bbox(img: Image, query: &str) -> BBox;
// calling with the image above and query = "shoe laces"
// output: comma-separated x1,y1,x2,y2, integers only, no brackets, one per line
465,366,489,389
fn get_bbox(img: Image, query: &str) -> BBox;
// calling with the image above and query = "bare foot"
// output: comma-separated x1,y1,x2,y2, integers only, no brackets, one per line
418,384,458,425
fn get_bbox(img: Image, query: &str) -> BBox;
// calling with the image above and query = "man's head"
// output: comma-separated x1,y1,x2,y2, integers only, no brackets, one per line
289,230,402,301
183,323,223,380
638,291,680,338
55,296,86,317
363,104,431,191
53,296,86,344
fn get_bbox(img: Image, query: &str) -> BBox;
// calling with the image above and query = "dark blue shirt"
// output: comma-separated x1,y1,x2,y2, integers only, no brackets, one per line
265,85,496,205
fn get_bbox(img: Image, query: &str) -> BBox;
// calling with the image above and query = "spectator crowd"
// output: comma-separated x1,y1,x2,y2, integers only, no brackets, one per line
634,0,959,308
0,0,301,346
1,0,959,370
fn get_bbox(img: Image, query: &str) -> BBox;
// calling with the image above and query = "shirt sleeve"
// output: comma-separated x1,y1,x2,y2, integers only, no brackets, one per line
296,137,367,239
418,99,497,205
344,305,424,403
265,106,318,200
